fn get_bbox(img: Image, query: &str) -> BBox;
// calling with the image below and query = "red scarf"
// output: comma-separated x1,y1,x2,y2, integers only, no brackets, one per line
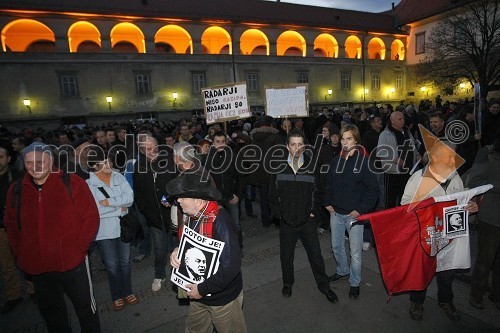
178,201,219,239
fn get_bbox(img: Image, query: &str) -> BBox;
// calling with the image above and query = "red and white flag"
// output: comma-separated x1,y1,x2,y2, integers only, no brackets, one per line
358,185,492,295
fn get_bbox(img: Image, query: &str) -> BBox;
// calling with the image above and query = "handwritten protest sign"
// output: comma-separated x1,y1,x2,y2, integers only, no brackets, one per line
171,226,225,292
265,84,309,118
202,82,250,125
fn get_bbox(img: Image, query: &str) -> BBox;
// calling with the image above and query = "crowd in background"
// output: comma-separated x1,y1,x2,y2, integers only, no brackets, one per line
1,96,499,328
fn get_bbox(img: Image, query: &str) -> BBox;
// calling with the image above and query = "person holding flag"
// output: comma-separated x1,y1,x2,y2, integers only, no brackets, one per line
401,134,478,322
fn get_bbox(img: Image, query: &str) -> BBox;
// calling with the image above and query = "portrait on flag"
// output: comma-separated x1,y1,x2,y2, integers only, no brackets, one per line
443,205,468,239
171,226,225,291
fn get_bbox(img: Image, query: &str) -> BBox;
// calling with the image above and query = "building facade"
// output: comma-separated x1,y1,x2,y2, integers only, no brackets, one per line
0,0,417,128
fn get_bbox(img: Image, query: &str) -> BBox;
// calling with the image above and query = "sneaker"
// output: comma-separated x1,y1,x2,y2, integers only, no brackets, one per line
133,254,146,263
439,302,460,321
468,295,484,309
152,278,165,292
362,242,371,251
318,227,327,235
409,302,423,321
1,298,22,314
349,286,360,300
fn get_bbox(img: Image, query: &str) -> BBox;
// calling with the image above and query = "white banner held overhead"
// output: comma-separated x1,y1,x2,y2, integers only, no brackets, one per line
202,82,250,125
265,84,309,118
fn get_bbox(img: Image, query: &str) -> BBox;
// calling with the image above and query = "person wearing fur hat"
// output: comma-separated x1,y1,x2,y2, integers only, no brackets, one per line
168,172,247,333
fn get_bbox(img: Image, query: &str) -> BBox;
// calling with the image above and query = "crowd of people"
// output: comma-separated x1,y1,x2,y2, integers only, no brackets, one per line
0,97,499,331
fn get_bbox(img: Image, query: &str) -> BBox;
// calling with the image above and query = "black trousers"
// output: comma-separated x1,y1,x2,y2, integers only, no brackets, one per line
471,220,500,300
279,219,329,292
384,173,410,209
410,269,456,304
33,259,100,333
258,183,271,226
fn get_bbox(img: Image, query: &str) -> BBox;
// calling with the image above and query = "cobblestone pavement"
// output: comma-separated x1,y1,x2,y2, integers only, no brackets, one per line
2,200,500,332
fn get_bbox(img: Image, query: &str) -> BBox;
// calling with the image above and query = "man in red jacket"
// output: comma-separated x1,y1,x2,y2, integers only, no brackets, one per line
3,142,100,332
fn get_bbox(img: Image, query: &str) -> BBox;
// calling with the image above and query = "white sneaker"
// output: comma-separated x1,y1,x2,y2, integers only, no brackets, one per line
152,278,165,292
362,242,371,251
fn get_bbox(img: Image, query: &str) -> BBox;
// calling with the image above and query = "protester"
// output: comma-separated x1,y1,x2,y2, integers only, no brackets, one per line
324,125,378,299
269,129,339,303
401,141,478,321
377,111,420,208
133,134,177,292
168,172,247,333
250,115,283,228
86,147,138,311
3,142,100,331
204,132,243,250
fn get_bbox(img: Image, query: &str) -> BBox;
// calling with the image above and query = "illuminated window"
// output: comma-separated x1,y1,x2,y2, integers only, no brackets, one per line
372,74,380,90
341,73,351,90
415,32,426,55
297,71,308,84
396,74,403,90
135,73,151,95
192,72,206,94
59,73,79,98
246,72,259,92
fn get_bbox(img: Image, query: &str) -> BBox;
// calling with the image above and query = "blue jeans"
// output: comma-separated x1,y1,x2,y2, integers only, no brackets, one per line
150,226,171,279
96,238,133,301
330,212,363,287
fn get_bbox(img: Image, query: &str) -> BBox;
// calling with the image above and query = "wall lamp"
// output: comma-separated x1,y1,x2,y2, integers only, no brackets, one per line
387,87,395,98
23,99,31,114
420,86,429,96
106,96,112,110
172,92,178,107
325,89,332,100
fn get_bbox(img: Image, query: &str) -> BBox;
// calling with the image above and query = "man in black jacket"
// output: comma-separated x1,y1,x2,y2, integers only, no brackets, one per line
250,116,283,227
269,129,338,303
205,132,243,249
133,134,177,292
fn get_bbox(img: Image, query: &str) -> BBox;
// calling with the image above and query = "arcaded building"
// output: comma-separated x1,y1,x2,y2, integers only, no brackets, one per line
0,0,437,128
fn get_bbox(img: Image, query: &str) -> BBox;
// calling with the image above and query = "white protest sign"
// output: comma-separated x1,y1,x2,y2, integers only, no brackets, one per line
265,84,309,118
202,82,250,125
171,226,225,292
443,204,469,239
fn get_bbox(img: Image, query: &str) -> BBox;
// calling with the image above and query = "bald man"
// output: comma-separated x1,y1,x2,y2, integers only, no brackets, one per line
376,111,420,208
184,247,207,282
